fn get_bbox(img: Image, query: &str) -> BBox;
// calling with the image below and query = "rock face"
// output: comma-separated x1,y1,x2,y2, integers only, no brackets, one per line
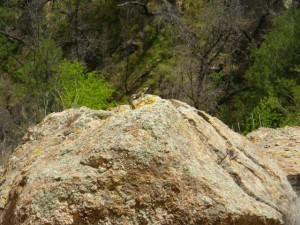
248,127,300,197
0,96,299,225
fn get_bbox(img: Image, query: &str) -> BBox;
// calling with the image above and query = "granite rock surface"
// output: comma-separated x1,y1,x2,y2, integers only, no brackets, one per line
0,95,299,225
248,126,300,197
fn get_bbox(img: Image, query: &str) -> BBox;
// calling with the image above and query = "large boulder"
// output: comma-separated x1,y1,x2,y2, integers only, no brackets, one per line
0,96,299,225
248,127,300,197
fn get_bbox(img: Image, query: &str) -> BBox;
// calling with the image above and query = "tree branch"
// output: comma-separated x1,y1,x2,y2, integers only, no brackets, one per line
117,1,145,7
0,30,34,51
217,87,254,106
117,0,155,16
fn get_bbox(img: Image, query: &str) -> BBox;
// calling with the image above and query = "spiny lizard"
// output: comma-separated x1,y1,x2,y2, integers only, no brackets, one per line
129,87,148,109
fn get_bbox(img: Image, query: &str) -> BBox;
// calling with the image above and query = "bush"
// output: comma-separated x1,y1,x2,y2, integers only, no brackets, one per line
244,96,282,133
53,60,115,110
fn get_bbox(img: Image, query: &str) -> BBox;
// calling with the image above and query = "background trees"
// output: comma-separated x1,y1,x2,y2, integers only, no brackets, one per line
239,9,300,132
0,0,299,164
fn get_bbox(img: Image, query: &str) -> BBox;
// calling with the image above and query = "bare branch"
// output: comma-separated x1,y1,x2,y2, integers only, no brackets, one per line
117,1,145,7
117,0,155,16
0,30,34,51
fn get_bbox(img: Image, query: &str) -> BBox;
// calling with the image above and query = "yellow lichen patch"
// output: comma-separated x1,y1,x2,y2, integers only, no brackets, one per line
51,137,58,142
0,164,12,179
49,137,60,146
74,127,81,134
134,95,159,109
249,136,257,143
32,147,43,157
135,101,146,109
110,191,124,204
1,196,7,207
117,108,129,113
144,95,159,104
15,146,23,155
111,105,130,113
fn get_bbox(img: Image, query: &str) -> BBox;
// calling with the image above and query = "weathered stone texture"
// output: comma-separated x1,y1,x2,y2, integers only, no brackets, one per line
248,126,300,197
0,96,299,225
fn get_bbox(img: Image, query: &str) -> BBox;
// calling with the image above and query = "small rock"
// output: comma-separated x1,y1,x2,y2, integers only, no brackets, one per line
90,185,98,192
126,199,136,207
98,166,108,173
53,176,61,181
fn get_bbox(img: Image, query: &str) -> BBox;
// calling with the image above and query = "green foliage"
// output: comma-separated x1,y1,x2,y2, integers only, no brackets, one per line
182,0,208,29
13,39,62,86
54,60,115,110
244,96,282,133
109,22,176,99
35,39,63,81
246,10,297,91
0,1,18,27
275,77,300,125
229,9,300,133
209,72,225,83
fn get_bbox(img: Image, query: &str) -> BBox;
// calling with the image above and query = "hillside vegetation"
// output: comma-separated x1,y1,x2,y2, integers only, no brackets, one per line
0,0,299,163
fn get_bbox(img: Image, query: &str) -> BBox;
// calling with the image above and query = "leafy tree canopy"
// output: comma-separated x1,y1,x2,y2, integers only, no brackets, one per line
53,60,115,110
